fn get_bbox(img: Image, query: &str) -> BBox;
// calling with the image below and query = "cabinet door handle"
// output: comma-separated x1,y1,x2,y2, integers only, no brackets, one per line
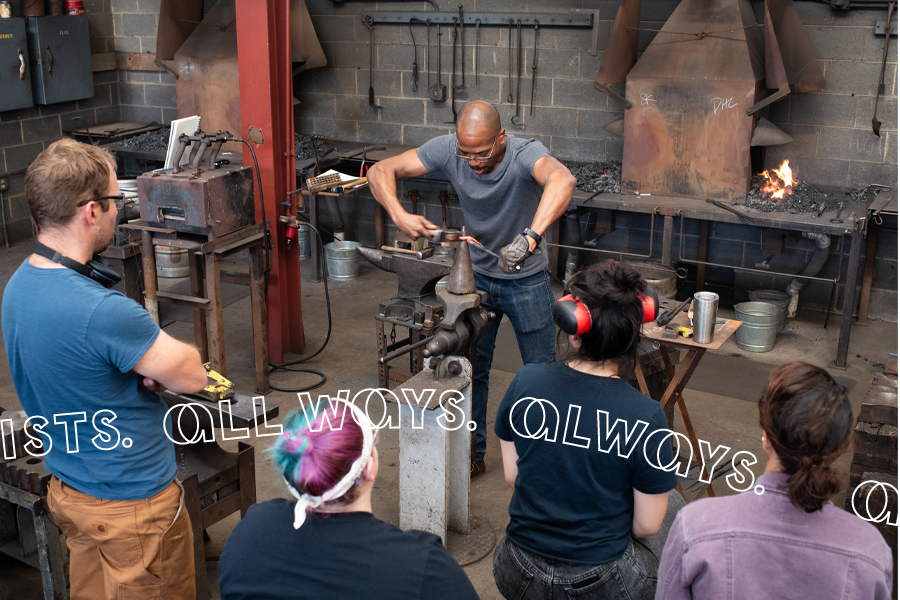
46,45,52,74
18,49,24,79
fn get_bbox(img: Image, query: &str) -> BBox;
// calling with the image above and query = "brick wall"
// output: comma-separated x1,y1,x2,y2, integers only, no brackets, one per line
0,0,121,245
298,0,897,321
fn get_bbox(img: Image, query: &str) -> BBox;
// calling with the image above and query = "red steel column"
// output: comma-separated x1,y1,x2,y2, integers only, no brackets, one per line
235,0,305,362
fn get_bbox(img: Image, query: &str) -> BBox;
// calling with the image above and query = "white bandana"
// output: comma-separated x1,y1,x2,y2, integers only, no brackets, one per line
282,399,376,529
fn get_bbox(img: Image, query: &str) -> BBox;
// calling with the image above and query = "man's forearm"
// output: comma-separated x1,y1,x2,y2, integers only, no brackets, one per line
367,163,408,221
528,169,577,246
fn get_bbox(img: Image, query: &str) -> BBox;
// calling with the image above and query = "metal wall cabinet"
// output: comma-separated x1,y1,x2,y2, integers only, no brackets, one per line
25,14,93,105
0,19,33,112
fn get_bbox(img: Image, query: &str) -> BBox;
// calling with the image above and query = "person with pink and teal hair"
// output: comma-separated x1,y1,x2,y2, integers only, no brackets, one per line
217,399,479,600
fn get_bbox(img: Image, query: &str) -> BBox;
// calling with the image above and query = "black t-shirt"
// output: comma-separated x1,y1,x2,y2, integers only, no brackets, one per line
494,362,677,565
218,500,479,600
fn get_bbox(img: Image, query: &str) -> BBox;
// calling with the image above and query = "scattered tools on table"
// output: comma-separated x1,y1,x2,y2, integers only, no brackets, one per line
830,201,846,224
873,2,895,136
511,19,523,126
813,198,835,219
305,171,342,193
431,23,447,102
657,297,692,326
474,19,481,84
364,16,381,108
359,146,369,177
530,21,539,116
409,18,421,92
665,324,693,338
706,198,759,224
507,20,514,103
194,363,235,402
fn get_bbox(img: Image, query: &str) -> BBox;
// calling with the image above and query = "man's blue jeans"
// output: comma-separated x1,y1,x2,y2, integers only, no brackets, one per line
472,270,556,463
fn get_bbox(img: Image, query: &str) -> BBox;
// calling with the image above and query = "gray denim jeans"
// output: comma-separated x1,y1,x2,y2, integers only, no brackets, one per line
493,489,685,600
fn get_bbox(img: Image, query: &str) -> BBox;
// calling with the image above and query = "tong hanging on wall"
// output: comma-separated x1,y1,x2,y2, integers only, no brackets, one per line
431,23,447,102
364,16,381,108
530,21,539,116
409,18,422,92
511,19,523,126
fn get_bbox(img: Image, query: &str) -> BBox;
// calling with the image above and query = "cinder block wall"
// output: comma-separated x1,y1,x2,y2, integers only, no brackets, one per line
299,0,897,321
111,0,178,124
0,0,121,245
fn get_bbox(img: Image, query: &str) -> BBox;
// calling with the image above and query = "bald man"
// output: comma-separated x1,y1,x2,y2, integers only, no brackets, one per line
368,101,576,477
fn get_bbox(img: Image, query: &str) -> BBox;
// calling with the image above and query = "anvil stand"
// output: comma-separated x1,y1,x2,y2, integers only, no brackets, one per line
359,246,455,388
379,239,496,565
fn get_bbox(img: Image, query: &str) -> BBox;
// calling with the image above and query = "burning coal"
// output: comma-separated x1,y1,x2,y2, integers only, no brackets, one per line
758,159,796,200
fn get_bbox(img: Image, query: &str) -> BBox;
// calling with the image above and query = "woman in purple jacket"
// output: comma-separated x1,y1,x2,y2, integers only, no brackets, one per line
656,361,893,600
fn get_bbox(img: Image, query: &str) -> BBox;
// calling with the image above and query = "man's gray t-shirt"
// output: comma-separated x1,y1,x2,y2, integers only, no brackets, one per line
416,134,549,279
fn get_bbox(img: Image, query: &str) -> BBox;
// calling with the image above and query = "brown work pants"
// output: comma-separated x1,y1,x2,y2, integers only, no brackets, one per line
47,476,196,600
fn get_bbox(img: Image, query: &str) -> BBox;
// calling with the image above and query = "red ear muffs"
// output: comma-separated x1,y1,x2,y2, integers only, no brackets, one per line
553,287,660,336
552,294,592,335
641,287,660,324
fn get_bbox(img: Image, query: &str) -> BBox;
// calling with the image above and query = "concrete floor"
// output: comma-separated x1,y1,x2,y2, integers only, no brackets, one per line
0,243,896,599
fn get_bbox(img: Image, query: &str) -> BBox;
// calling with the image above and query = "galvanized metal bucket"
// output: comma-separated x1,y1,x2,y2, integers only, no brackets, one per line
628,261,678,299
297,225,310,260
324,241,360,281
749,289,791,332
734,302,780,353
155,246,190,278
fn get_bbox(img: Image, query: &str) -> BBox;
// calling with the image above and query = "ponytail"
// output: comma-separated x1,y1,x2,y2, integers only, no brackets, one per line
759,362,853,512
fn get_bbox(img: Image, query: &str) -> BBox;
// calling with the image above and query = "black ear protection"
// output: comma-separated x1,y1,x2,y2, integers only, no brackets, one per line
31,241,121,289
552,287,660,335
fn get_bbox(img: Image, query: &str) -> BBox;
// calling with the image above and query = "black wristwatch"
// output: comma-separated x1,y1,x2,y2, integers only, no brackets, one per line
522,227,542,245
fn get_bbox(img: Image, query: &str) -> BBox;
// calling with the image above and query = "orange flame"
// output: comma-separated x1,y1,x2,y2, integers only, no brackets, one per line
759,159,796,200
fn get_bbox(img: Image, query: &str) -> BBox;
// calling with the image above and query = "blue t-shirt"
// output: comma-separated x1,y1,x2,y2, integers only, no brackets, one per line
494,362,677,565
416,133,550,279
2,260,174,501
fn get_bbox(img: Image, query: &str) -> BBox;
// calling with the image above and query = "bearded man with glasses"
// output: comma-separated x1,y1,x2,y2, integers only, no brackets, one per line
368,101,576,479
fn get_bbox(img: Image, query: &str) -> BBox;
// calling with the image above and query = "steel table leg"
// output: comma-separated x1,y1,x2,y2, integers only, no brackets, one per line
141,230,159,324
188,249,209,362
205,252,226,376
833,228,863,370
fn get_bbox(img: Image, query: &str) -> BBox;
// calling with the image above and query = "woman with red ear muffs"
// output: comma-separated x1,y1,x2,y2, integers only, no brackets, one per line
492,261,684,600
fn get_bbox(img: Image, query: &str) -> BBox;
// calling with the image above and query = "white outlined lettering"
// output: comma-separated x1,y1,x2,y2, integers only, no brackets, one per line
562,404,591,449
54,412,87,454
401,388,435,429
352,388,401,430
725,451,758,492
597,410,649,458
642,428,692,477
91,410,121,451
24,415,51,457
509,397,560,442
851,480,899,527
698,440,731,484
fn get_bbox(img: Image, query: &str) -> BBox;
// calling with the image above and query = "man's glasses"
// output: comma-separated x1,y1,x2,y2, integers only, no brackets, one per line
454,134,500,163
76,194,126,209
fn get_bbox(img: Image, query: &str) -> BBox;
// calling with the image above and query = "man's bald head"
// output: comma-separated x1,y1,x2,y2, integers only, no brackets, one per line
457,101,501,137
